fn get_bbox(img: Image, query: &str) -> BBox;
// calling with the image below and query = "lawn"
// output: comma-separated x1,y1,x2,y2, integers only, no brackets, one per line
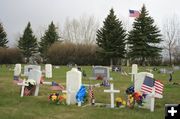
0,65,179,119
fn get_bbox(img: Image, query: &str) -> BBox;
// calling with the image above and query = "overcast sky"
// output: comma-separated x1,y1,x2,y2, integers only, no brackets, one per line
1,0,180,46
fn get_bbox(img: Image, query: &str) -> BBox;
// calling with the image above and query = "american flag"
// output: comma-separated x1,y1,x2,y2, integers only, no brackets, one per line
141,76,155,94
141,76,164,98
154,80,164,98
89,86,94,101
50,82,64,91
129,10,140,18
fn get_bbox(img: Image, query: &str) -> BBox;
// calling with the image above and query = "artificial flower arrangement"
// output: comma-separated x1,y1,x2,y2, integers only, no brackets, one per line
48,93,66,105
125,86,147,108
24,79,36,96
115,97,126,107
133,92,146,106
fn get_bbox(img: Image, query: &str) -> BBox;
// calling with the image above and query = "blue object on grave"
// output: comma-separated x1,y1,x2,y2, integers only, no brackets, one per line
76,85,87,103
126,86,134,94
52,81,59,86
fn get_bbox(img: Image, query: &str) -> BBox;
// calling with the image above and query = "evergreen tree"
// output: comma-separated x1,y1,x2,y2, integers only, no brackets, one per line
18,22,38,63
96,8,126,65
39,21,60,60
0,22,8,48
127,5,162,66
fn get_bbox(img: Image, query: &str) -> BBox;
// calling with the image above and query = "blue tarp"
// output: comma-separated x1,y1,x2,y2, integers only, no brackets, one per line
76,85,87,103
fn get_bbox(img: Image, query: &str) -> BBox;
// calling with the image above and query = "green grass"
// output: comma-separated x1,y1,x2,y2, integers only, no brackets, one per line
0,65,180,119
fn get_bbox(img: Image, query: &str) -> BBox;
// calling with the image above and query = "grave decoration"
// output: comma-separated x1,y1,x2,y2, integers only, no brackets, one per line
76,85,87,106
133,72,164,112
126,86,135,108
48,93,66,105
50,82,65,91
115,97,126,107
17,69,42,97
88,86,95,105
100,78,110,87
23,79,36,96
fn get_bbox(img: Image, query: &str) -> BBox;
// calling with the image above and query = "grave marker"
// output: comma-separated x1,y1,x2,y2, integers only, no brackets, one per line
63,68,82,105
45,64,52,78
104,84,120,108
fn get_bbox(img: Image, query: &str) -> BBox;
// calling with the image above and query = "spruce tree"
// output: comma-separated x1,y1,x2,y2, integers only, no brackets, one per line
127,5,162,66
39,21,59,60
96,8,126,65
0,22,8,48
18,22,38,63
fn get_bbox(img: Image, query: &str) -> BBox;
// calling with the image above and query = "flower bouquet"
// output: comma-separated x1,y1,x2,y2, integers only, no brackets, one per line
48,93,66,105
115,97,126,107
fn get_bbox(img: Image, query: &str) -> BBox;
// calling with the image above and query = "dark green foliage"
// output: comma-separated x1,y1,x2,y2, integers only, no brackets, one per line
96,8,126,65
0,22,8,48
0,47,23,64
127,5,162,65
39,21,60,61
18,22,38,63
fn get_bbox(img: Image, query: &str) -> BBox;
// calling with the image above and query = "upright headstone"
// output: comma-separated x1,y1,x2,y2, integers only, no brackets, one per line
24,65,41,77
92,66,110,80
134,72,155,112
134,72,154,92
131,64,138,82
28,69,42,96
14,64,21,77
45,64,52,78
63,68,82,105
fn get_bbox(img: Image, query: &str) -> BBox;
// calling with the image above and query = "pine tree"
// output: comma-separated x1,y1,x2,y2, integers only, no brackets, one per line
96,8,126,65
39,21,60,60
0,22,8,48
18,22,38,63
127,5,162,66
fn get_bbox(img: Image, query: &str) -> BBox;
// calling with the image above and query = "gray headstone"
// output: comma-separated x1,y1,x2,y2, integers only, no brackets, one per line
92,66,109,79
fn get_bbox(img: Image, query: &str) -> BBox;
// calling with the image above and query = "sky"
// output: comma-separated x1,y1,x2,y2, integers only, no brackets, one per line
1,0,180,47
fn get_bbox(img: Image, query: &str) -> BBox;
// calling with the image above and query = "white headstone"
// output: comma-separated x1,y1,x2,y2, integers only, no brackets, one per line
131,64,138,82
134,72,154,92
64,68,82,105
28,69,42,96
45,64,52,78
134,72,155,112
24,65,41,77
104,84,120,108
14,64,21,76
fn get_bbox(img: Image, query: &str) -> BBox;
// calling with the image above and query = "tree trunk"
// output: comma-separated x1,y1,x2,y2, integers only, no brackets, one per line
110,58,113,67
126,59,130,67
142,57,146,66
169,49,172,66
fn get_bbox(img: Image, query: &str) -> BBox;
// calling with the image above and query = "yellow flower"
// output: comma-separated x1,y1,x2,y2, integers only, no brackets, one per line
115,97,122,102
51,95,57,101
122,101,126,105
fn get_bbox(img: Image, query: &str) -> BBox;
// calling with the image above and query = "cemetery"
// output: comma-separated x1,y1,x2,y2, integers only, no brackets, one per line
0,64,180,119
1,1,180,119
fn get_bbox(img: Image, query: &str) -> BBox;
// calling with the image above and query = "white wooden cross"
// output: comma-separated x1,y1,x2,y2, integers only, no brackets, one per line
17,80,28,97
104,84,120,108
62,89,75,105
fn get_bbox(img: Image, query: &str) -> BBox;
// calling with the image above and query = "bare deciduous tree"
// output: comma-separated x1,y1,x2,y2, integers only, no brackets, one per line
63,15,99,44
162,15,180,65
